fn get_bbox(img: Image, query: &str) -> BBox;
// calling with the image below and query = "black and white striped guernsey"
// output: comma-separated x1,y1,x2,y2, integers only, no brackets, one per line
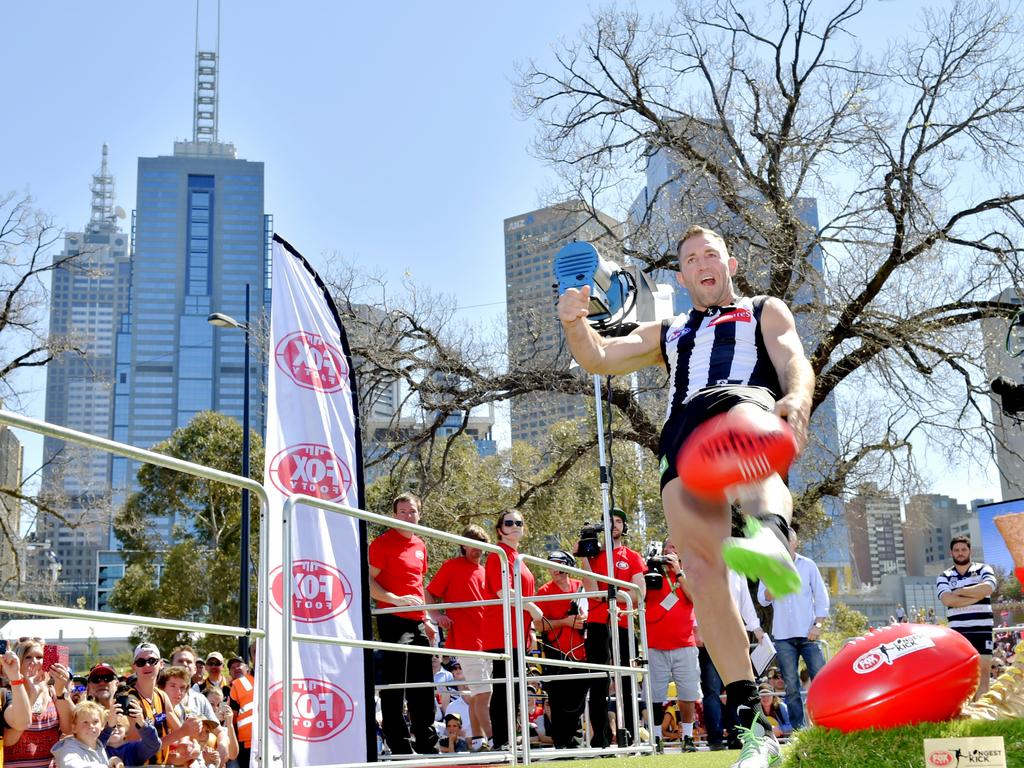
659,296,782,420
935,562,997,632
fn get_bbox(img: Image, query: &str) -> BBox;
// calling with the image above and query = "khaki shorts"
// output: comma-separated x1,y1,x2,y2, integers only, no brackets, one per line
458,655,492,695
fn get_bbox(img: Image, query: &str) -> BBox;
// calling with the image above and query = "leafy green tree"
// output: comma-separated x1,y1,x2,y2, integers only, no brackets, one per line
109,411,263,651
367,421,662,582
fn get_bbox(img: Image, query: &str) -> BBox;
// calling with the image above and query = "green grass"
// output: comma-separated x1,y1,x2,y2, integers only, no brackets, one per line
786,718,1024,768
550,719,1024,768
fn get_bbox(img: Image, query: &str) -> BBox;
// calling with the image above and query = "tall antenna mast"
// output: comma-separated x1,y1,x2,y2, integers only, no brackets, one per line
88,143,115,233
192,0,220,143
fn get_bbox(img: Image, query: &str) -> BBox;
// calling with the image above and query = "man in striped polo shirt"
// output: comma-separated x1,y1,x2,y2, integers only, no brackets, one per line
936,535,996,697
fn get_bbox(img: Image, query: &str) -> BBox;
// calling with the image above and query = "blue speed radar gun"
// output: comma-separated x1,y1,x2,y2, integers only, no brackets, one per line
553,241,631,325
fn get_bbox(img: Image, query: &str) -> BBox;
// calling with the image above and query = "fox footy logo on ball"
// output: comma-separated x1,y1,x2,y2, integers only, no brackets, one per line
269,560,354,622
853,633,935,674
275,331,348,393
269,444,352,501
269,679,354,741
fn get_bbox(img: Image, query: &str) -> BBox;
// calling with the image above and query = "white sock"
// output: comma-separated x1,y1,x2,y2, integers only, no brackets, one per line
654,725,662,739
682,722,694,738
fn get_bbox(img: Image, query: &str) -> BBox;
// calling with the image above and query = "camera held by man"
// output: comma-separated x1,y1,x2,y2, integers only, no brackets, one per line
576,522,604,559
645,542,673,591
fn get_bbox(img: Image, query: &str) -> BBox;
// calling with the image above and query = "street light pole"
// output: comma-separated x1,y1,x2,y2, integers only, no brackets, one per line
208,283,252,661
240,283,251,662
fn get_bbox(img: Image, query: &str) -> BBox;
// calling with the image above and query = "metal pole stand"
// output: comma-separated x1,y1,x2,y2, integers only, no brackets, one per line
592,374,628,748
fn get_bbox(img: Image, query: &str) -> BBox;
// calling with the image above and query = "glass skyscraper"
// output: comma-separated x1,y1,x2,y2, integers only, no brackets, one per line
40,145,132,608
109,139,270,544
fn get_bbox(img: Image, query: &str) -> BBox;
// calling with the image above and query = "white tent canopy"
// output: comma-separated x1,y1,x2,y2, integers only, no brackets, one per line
1,617,136,671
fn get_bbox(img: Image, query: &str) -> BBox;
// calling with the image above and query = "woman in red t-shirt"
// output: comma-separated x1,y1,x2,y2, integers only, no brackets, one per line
482,509,542,750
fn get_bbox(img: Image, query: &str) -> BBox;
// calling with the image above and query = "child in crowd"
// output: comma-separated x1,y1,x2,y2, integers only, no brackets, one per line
51,702,108,768
438,714,468,753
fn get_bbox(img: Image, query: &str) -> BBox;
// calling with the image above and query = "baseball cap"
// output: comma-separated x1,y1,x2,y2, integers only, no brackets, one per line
226,656,244,666
443,713,462,724
610,507,628,524
758,683,775,696
133,642,160,660
206,652,225,664
89,662,116,677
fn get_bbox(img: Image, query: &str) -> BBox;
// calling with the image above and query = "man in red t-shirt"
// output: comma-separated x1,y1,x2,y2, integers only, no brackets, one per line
368,492,438,755
427,524,491,750
645,540,700,752
536,550,588,749
575,508,646,748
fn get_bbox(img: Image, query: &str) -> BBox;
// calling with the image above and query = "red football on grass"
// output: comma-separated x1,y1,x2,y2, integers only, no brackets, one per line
676,409,798,500
805,623,979,733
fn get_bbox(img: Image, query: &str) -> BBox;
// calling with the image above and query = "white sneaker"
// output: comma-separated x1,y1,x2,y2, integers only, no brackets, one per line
729,718,781,768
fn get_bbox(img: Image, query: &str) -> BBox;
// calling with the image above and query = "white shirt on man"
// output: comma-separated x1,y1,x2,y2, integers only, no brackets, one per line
757,553,830,639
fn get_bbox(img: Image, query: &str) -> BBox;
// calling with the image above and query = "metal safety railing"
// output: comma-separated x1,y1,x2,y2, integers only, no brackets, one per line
0,409,273,763
281,497,657,766
514,553,655,761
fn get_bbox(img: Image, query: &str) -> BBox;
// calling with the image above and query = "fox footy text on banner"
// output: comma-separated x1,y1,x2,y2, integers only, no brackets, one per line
262,235,371,764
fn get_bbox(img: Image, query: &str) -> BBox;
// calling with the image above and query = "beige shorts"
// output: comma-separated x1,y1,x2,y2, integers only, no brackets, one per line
458,655,492,695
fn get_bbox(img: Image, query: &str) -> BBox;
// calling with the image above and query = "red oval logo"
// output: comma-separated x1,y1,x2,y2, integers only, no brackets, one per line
269,444,352,501
275,331,349,393
928,751,954,767
853,650,883,674
269,678,354,742
269,560,354,622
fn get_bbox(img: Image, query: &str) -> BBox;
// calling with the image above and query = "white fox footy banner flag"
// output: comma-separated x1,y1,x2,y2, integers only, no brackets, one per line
263,234,372,764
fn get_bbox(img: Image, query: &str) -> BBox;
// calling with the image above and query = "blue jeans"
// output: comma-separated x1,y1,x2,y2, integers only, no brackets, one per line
774,637,825,729
698,647,730,746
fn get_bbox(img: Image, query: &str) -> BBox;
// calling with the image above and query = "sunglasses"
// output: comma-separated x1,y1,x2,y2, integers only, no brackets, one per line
502,519,524,527
89,674,116,684
206,660,222,667
134,658,160,668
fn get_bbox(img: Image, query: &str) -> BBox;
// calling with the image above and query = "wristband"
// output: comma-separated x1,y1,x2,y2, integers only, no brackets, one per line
10,678,24,686
55,692,67,700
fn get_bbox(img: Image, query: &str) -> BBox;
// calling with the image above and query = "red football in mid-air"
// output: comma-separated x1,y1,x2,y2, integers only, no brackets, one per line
806,623,979,733
676,409,798,500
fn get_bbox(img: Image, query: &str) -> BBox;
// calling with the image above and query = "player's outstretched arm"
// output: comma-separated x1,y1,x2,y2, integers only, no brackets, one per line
761,297,815,451
558,285,662,375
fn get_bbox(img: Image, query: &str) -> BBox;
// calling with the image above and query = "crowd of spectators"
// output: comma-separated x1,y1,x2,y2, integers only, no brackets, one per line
1,639,254,768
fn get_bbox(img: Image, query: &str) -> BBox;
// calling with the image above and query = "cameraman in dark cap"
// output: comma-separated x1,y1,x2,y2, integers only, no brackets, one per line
574,507,646,747
535,550,588,748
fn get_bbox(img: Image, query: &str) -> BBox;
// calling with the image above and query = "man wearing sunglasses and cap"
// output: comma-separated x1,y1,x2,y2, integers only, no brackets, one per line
85,663,119,707
128,642,185,765
198,653,230,699
536,550,588,749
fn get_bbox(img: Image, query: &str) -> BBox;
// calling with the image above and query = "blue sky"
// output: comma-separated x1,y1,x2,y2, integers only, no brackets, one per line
0,0,1001,506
